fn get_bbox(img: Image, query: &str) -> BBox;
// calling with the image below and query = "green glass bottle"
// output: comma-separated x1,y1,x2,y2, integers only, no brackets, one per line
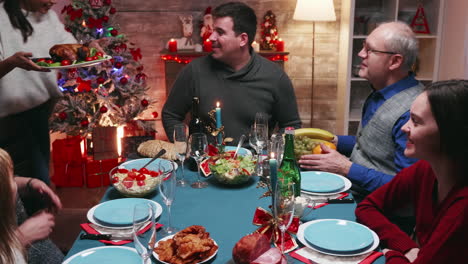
278,127,301,196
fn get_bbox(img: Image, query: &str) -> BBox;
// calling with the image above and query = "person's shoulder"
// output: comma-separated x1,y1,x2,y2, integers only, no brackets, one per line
253,52,285,74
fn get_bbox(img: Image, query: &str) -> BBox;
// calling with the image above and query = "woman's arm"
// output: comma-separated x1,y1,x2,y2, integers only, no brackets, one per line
0,52,49,78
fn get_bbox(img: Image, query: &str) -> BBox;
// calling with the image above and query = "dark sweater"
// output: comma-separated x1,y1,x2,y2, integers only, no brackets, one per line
355,160,468,264
162,52,301,143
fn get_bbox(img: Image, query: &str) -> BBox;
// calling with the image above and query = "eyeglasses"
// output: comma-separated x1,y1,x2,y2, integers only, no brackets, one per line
361,42,397,55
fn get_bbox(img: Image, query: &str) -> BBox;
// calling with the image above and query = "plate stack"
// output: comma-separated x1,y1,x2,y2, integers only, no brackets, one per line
300,171,351,196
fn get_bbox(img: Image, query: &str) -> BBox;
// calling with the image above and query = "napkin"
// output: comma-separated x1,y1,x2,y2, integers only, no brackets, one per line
80,222,163,245
302,192,350,209
290,247,383,264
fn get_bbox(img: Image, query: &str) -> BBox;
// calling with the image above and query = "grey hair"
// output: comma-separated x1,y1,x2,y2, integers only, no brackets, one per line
379,21,418,71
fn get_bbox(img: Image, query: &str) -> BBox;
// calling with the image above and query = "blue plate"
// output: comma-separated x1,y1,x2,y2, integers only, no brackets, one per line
120,158,176,172
301,171,345,193
93,198,150,226
303,219,374,254
64,246,141,264
224,146,252,156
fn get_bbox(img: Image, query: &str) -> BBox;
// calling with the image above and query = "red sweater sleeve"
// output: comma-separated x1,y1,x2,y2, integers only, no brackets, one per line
355,162,423,252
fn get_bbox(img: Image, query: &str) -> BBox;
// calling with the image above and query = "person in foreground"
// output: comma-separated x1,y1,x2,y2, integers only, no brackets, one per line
162,1,301,143
0,148,26,264
355,80,468,263
298,21,421,198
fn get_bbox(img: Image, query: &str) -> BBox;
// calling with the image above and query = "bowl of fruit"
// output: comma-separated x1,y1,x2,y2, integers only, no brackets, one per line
202,147,256,185
109,158,176,197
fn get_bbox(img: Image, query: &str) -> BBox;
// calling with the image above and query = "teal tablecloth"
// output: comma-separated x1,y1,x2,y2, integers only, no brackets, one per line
65,167,385,264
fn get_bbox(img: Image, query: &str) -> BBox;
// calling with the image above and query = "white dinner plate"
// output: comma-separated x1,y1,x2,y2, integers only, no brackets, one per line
152,234,218,264
44,55,112,69
297,219,379,257
300,172,351,196
63,246,142,264
87,199,162,229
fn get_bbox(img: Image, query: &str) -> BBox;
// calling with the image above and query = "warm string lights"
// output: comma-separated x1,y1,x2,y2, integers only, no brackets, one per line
160,54,288,64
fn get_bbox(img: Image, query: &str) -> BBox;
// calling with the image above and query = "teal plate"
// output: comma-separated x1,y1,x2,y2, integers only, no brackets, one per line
304,219,374,254
63,246,141,264
301,171,345,193
224,146,252,156
93,198,150,226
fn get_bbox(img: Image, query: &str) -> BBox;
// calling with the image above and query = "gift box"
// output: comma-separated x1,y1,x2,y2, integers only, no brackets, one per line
123,120,156,137
52,161,86,187
52,136,87,164
92,126,118,160
121,136,154,158
86,157,124,188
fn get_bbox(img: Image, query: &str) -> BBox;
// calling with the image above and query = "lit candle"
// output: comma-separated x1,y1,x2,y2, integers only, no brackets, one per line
203,39,212,52
215,102,222,144
276,38,284,52
168,39,177,52
251,41,260,52
269,152,278,196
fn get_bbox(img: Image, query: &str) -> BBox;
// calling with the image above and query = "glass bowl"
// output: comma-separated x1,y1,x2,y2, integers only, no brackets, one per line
208,151,255,185
109,158,176,197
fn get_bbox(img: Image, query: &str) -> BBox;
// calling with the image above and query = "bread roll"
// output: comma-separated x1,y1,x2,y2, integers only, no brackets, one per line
137,140,177,160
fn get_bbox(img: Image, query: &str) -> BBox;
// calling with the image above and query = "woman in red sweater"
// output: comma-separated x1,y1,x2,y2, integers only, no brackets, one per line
355,80,468,264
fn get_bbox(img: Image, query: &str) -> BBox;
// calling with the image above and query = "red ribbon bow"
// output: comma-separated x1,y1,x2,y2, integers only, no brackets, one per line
130,48,142,61
252,207,299,253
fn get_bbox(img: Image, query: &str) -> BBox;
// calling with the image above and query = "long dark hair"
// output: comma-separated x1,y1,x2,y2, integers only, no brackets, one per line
2,0,33,42
426,80,468,166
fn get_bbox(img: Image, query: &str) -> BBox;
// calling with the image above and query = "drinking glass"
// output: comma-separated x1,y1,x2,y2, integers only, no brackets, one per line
270,132,285,164
188,133,209,188
158,165,178,236
133,202,157,264
249,124,268,175
255,112,269,134
173,124,188,187
274,181,296,261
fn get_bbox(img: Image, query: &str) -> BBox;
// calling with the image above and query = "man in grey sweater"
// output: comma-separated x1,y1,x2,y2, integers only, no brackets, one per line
162,2,301,144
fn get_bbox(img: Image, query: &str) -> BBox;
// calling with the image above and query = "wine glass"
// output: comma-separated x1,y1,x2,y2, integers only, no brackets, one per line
255,112,269,134
158,163,178,236
133,202,157,264
270,133,285,165
249,124,268,175
173,124,188,187
188,133,209,188
274,181,296,261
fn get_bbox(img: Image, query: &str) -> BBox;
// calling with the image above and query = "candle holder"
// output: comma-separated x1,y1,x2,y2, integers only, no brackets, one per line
206,108,228,145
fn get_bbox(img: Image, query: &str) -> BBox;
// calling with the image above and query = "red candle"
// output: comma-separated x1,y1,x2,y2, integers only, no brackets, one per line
276,38,284,52
168,39,177,52
203,39,212,52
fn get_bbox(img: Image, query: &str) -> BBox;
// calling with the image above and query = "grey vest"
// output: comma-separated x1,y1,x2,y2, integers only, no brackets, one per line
350,83,424,176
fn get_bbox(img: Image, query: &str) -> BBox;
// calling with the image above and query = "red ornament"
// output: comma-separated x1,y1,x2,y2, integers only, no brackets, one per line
109,7,117,14
97,77,106,84
59,112,68,120
120,77,128,85
114,62,123,69
120,43,127,51
102,16,109,22
110,29,118,36
136,65,144,72
152,111,159,118
135,73,147,82
103,0,111,5
99,106,108,113
80,119,89,127
141,99,149,107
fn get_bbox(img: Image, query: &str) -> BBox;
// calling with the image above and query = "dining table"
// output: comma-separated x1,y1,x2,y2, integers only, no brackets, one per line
64,164,386,264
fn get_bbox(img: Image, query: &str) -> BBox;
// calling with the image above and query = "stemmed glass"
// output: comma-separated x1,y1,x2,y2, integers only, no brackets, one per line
173,124,188,187
188,132,209,189
270,133,285,165
158,164,178,236
133,202,157,264
274,181,296,262
249,124,268,175
255,112,269,132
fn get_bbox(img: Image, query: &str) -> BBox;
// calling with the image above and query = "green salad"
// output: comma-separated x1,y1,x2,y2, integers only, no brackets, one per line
209,154,255,185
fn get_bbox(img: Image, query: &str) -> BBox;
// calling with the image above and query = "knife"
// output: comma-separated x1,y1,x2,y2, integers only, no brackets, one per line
80,233,133,241
315,198,355,204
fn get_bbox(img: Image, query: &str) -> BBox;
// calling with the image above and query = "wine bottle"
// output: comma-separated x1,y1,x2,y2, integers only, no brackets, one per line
277,127,301,196
189,97,203,134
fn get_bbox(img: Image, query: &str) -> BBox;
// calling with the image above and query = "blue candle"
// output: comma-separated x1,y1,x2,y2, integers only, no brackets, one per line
216,102,222,144
269,153,278,195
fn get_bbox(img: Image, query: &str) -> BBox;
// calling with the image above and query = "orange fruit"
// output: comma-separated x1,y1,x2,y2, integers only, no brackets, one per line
312,141,336,154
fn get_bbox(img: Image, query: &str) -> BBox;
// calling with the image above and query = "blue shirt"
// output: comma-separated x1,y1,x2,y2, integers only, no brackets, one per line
338,74,419,192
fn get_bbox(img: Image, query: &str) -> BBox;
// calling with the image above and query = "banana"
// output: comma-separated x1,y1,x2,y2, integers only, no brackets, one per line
294,128,334,141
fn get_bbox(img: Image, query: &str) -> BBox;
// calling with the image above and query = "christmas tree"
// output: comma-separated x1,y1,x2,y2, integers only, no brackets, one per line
260,10,278,50
49,0,154,136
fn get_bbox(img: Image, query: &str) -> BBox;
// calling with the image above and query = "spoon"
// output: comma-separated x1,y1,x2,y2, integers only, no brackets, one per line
141,149,166,170
233,134,246,158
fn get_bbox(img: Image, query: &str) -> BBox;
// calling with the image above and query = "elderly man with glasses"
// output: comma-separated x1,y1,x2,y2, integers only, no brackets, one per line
299,21,422,205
